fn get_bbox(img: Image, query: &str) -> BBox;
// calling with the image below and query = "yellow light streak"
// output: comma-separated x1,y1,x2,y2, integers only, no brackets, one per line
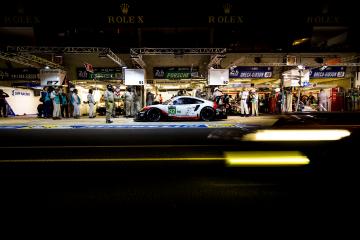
225,151,310,166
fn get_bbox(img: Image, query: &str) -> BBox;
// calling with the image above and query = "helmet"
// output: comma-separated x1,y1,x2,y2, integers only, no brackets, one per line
214,87,219,91
107,84,112,88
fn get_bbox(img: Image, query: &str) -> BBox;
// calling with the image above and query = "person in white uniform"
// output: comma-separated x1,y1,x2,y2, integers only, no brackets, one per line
50,87,61,119
250,90,259,116
318,89,328,111
87,89,96,118
241,88,249,116
124,88,135,117
212,87,223,100
71,89,81,119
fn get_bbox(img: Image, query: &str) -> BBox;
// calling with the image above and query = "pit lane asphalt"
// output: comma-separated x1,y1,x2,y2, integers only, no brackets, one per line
0,113,358,219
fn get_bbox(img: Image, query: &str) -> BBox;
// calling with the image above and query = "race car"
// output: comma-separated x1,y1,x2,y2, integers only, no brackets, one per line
135,96,227,122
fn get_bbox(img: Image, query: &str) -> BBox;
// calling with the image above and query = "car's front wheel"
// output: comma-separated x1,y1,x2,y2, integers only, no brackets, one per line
146,108,162,122
200,107,215,121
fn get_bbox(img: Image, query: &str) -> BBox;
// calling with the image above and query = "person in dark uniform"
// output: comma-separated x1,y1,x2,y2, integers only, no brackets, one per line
146,91,155,106
0,89,9,117
61,92,69,118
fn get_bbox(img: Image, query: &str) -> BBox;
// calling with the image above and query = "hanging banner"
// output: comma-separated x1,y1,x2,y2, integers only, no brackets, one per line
229,67,273,78
77,67,123,80
0,68,39,80
40,69,66,86
310,66,346,78
153,67,200,79
208,69,229,85
124,69,145,85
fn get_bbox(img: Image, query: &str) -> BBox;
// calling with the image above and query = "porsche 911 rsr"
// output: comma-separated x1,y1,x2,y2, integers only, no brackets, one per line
135,96,227,122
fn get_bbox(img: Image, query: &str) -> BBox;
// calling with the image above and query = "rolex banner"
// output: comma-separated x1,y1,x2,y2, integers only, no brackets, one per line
40,69,66,86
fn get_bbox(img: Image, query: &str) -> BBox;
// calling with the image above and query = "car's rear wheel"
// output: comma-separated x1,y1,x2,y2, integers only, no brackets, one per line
147,108,161,122
200,107,215,121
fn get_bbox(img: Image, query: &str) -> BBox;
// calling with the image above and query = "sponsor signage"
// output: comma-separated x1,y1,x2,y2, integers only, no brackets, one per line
208,3,244,24
107,3,144,25
306,16,342,25
310,66,346,78
1,16,40,26
40,69,66,86
2,87,39,115
229,67,273,78
0,68,39,80
153,67,200,79
11,90,31,96
76,68,123,80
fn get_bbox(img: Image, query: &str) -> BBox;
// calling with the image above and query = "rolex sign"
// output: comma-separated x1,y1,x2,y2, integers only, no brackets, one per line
40,69,66,86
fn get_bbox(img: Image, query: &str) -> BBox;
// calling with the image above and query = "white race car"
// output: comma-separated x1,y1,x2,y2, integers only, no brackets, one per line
135,96,227,122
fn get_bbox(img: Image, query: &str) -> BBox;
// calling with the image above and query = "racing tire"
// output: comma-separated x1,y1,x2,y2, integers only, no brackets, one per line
200,107,215,121
146,108,162,122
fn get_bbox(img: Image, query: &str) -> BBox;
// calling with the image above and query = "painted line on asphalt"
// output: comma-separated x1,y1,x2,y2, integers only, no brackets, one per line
0,123,260,129
0,125,27,129
0,144,232,149
1,124,209,129
71,124,209,129
0,157,224,163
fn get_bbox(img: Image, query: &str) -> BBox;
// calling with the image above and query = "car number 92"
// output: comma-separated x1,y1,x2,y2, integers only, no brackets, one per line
168,106,176,116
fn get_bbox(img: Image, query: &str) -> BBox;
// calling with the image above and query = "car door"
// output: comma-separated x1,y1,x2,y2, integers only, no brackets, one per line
170,98,187,117
167,98,185,117
181,98,203,117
